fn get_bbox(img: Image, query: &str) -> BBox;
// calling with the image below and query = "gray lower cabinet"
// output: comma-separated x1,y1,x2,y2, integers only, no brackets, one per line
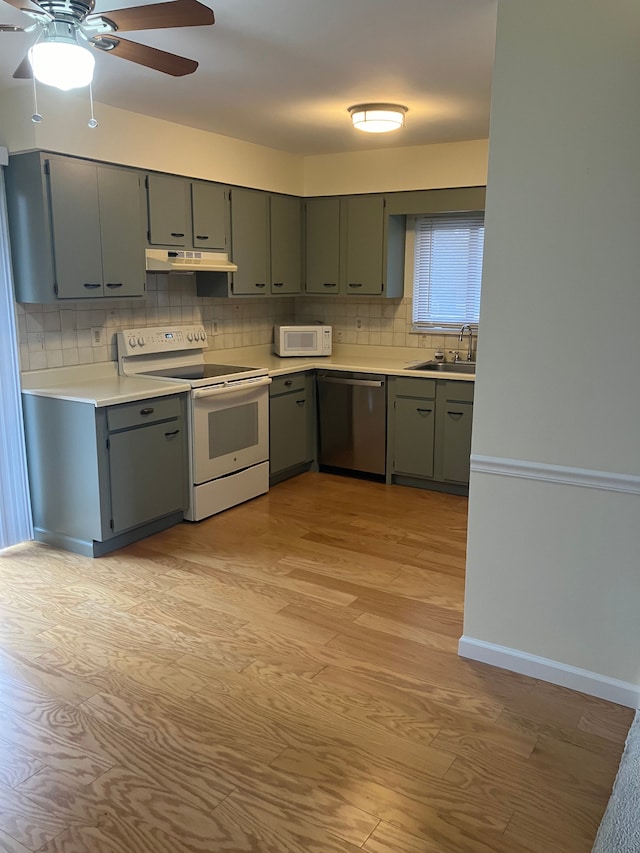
269,372,315,483
6,152,145,302
22,392,188,557
436,382,474,485
388,376,474,492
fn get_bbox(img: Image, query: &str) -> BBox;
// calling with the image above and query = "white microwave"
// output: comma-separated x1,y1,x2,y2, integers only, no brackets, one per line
273,324,332,357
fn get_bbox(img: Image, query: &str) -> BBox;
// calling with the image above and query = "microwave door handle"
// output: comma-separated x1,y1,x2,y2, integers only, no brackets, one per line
191,376,272,399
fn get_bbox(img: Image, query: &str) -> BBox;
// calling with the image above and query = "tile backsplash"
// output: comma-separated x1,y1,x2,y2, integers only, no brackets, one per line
16,274,474,371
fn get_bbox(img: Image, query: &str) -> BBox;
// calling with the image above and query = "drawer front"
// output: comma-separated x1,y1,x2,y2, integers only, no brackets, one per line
394,376,436,398
270,372,307,397
107,395,181,432
441,380,475,403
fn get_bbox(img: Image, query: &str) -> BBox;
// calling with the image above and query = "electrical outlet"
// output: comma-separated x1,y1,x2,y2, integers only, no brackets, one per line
355,317,365,330
211,320,222,336
91,327,103,347
334,330,344,343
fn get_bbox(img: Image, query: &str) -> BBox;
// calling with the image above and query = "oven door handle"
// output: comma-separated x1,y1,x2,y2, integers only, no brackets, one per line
191,376,272,399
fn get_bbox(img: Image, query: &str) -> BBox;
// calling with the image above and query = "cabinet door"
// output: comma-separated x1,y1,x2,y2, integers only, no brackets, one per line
192,182,228,250
108,420,185,533
305,196,340,294
230,188,270,295
147,174,190,246
345,194,384,295
270,194,302,294
270,391,309,475
47,158,104,298
440,402,473,484
98,167,145,297
393,396,436,478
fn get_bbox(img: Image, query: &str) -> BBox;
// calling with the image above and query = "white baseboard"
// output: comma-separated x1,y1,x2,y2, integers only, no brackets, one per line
458,636,640,709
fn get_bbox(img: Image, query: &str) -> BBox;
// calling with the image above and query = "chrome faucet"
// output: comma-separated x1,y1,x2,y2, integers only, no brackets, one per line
459,324,474,362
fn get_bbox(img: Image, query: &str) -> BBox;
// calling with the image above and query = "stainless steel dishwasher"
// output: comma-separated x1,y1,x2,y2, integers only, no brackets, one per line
316,371,386,476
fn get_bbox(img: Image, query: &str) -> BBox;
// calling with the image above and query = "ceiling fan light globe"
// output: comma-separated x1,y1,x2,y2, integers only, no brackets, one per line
28,41,95,91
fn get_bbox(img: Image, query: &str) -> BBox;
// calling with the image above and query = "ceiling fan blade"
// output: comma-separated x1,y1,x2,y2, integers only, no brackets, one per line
2,0,52,18
13,54,32,78
89,0,213,32
91,35,198,76
0,23,25,29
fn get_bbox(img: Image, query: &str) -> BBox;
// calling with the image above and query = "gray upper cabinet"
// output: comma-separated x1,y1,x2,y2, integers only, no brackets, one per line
97,166,147,297
146,173,190,247
191,181,228,250
6,152,145,303
305,196,341,294
344,194,384,295
270,194,302,294
223,188,301,297
230,187,270,295
304,194,403,297
147,174,230,252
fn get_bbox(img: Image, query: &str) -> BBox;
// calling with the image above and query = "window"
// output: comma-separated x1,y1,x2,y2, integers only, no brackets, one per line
411,211,485,331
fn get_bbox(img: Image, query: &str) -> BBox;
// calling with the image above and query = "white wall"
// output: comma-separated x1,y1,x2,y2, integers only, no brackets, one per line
0,87,305,195
0,87,488,197
303,139,488,196
462,0,640,701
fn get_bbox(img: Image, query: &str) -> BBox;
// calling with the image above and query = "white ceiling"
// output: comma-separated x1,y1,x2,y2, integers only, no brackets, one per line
0,0,498,155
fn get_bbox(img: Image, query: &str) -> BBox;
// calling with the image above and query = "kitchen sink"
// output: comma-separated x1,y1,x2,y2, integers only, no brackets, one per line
406,361,476,374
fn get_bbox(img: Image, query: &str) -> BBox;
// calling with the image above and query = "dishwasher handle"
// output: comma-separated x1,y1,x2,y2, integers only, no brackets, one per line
318,376,384,388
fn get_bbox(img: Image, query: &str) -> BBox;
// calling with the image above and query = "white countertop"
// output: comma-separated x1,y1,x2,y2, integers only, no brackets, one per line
205,344,477,380
21,362,190,407
21,345,474,407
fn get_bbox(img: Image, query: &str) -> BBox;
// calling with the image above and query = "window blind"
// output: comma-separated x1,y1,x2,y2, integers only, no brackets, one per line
412,211,485,329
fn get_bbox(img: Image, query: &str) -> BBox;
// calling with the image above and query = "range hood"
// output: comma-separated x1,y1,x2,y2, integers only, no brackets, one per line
145,249,238,274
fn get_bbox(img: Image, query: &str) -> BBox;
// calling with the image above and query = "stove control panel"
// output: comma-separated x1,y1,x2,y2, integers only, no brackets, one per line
118,325,208,357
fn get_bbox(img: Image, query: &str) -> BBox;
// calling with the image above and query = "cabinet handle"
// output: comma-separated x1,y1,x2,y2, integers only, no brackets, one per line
83,283,101,289
255,283,266,288
284,380,293,386
164,429,180,437
195,235,209,240
273,282,284,287
106,282,123,288
322,283,337,288
140,407,154,416
416,408,433,414
296,399,306,406
348,282,363,288
447,411,464,417
170,232,185,238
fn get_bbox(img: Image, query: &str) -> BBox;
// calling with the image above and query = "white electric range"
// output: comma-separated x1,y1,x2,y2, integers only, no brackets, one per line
118,325,271,521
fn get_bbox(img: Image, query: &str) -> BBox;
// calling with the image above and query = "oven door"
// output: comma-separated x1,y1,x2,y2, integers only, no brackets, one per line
191,377,271,484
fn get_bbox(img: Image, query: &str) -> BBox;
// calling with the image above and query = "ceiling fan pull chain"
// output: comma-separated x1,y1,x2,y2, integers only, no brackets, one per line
88,81,98,128
31,73,42,124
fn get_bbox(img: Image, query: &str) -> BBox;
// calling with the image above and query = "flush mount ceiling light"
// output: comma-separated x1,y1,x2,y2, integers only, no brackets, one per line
348,103,408,134
28,24,95,91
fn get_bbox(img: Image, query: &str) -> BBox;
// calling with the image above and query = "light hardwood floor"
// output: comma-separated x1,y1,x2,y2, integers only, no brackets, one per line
0,472,632,852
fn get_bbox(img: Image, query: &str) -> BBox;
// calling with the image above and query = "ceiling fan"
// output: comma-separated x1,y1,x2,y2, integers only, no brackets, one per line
0,0,215,90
